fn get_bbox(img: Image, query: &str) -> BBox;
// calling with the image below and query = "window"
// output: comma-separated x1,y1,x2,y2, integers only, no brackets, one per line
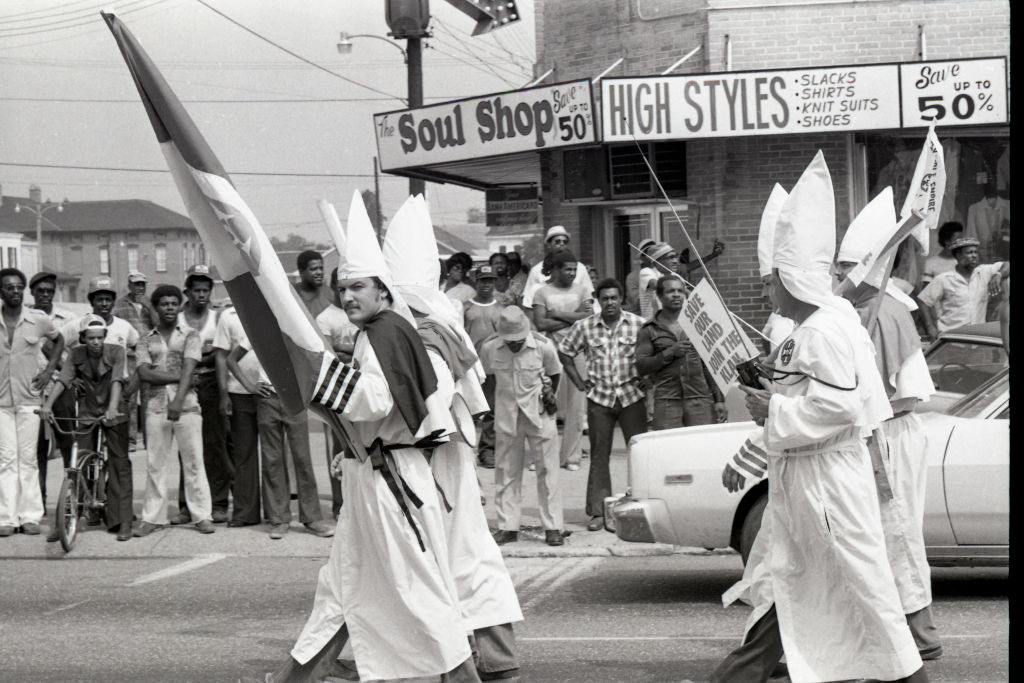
68,246,83,275
6,248,16,268
127,245,139,272
199,243,207,265
155,244,167,272
99,245,110,275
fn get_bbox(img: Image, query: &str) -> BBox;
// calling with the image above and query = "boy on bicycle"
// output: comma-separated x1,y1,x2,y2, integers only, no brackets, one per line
40,315,132,542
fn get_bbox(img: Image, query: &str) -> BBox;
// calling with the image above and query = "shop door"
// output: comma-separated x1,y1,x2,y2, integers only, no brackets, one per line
611,209,654,286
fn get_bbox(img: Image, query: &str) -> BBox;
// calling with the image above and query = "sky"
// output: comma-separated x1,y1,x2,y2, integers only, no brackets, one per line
0,0,536,240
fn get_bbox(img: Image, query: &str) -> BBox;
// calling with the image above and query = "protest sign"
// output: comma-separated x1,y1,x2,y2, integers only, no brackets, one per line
677,278,760,395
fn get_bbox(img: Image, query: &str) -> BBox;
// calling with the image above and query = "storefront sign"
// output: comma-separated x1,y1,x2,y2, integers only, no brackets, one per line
676,279,760,395
602,57,1007,142
375,80,596,170
899,58,1007,128
485,187,539,226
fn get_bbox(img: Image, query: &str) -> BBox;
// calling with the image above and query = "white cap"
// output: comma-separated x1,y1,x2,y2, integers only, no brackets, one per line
757,183,788,278
338,189,414,325
545,225,569,242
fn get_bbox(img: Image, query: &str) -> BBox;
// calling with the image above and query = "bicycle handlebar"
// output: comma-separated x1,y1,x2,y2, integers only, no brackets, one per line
34,411,102,436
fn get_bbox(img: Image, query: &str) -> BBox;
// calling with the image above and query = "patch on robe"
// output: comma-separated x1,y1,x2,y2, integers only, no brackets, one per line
780,339,795,366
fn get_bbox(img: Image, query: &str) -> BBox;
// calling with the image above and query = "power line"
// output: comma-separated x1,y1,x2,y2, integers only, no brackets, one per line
0,0,166,38
0,161,385,178
0,95,470,103
0,0,103,25
426,43,516,88
192,0,403,103
0,0,186,50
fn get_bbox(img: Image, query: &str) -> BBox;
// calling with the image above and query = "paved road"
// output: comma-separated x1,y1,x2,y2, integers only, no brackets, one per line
0,553,1007,682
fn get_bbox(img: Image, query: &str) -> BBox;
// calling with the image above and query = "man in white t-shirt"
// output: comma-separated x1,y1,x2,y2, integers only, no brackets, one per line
918,237,1008,337
520,225,595,309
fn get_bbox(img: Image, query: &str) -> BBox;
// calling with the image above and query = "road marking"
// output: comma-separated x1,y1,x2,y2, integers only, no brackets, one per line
519,558,601,613
44,599,91,616
126,553,227,587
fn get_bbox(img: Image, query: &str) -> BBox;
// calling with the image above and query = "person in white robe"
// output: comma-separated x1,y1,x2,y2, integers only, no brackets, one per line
259,193,477,683
381,195,524,681
836,189,942,660
724,152,927,683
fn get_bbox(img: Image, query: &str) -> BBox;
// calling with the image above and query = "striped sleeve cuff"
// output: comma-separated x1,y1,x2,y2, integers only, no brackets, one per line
731,438,768,479
312,355,361,413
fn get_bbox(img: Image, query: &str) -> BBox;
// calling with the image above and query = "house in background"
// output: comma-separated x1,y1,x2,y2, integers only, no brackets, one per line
0,185,204,303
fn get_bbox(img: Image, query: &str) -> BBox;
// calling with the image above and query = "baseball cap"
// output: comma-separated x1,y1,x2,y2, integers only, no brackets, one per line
87,275,116,298
78,313,108,335
476,265,497,279
545,225,570,242
497,307,530,342
127,270,148,284
29,271,57,290
185,263,213,286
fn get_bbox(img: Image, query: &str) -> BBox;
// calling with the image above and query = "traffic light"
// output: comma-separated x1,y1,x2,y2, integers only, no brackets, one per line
386,0,431,39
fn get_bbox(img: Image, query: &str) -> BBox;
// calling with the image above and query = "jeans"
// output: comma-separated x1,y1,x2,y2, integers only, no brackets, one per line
650,397,714,430
494,410,562,531
142,411,212,524
228,393,261,524
258,395,322,525
81,420,131,531
585,398,646,518
0,406,44,527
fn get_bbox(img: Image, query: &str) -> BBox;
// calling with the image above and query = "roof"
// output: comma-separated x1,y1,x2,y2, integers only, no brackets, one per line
0,194,195,234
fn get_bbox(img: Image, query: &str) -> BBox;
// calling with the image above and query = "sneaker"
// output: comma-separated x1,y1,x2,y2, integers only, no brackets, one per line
492,530,518,545
133,521,161,537
527,463,536,472
0,525,15,537
269,523,289,540
919,646,943,661
228,519,259,528
544,529,565,546
46,525,61,543
565,463,580,471
195,519,216,534
21,522,41,535
212,509,229,523
304,520,335,538
170,511,191,525
478,453,495,469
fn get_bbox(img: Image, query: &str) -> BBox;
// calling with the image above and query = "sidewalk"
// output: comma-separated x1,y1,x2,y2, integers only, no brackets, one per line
2,423,718,560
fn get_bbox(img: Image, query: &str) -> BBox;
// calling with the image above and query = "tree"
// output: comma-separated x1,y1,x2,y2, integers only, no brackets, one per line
467,207,485,223
362,189,383,233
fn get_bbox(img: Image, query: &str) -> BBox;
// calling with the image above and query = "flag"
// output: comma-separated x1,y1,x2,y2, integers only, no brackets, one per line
899,122,946,256
103,12,347,427
316,198,347,268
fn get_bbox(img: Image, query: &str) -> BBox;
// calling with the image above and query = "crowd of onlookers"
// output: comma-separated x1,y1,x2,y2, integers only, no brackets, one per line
0,218,1005,547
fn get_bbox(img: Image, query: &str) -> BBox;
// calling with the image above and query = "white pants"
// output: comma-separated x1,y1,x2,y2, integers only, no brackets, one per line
556,361,586,466
141,411,211,524
495,409,563,531
0,406,43,526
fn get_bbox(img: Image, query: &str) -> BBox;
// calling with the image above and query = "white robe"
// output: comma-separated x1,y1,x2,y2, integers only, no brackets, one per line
762,309,921,683
290,336,471,682
425,350,524,632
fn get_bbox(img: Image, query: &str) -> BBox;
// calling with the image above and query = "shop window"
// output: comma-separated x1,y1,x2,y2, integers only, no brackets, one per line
863,132,1009,286
564,142,687,201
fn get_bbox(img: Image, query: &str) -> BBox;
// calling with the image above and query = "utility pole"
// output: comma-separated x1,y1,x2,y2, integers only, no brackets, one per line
373,157,384,238
406,36,425,197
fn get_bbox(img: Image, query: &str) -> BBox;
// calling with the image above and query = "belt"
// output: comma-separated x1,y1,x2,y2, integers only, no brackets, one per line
343,430,448,552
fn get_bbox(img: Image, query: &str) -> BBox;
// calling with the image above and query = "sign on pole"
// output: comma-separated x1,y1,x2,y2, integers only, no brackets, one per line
676,278,760,395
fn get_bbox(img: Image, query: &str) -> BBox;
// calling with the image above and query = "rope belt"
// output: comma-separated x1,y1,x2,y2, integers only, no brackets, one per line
344,430,448,552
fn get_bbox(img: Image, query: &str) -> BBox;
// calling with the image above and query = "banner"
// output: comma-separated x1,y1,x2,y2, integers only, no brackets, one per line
376,80,596,170
602,57,1007,142
676,279,759,395
898,123,946,254
485,187,539,227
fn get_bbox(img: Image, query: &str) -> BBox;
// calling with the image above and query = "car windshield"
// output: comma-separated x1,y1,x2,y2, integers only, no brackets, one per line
947,369,1009,419
925,337,1007,395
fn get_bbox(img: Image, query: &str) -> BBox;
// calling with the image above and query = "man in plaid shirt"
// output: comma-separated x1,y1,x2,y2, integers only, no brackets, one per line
557,278,647,531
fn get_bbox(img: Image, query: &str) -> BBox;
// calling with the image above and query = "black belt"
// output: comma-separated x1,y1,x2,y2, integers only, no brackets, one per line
344,430,448,552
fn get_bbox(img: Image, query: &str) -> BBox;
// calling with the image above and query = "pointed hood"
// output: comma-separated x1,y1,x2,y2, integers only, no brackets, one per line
757,183,789,278
773,151,858,320
316,198,347,273
339,189,413,325
839,187,918,311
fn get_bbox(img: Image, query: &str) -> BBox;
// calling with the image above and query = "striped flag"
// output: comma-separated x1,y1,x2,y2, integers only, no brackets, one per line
103,12,355,430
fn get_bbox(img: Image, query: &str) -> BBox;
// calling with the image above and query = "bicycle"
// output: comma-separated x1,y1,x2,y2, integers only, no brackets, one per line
45,414,108,553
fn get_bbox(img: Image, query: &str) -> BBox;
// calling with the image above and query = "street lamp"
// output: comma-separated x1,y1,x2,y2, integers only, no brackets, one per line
337,29,425,196
14,196,67,270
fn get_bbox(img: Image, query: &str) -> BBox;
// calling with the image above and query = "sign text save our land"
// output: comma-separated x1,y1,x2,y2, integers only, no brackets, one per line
375,79,596,171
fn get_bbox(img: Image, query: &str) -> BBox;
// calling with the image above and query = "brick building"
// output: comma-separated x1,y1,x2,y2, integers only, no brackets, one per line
0,187,205,302
376,0,1009,333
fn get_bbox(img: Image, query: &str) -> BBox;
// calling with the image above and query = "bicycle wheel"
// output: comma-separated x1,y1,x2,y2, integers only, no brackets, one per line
56,474,82,552
78,451,105,528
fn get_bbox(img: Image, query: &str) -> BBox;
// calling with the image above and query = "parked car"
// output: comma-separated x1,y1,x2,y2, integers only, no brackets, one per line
920,321,1005,414
605,368,1009,567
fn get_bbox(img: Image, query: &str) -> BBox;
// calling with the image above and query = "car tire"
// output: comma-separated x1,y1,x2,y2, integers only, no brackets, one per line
739,492,768,566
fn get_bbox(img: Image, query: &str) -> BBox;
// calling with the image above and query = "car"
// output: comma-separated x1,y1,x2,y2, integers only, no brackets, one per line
605,368,1008,567
919,321,1005,414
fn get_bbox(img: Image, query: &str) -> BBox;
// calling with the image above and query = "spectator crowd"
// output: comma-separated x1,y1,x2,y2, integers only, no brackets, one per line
0,217,1006,548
